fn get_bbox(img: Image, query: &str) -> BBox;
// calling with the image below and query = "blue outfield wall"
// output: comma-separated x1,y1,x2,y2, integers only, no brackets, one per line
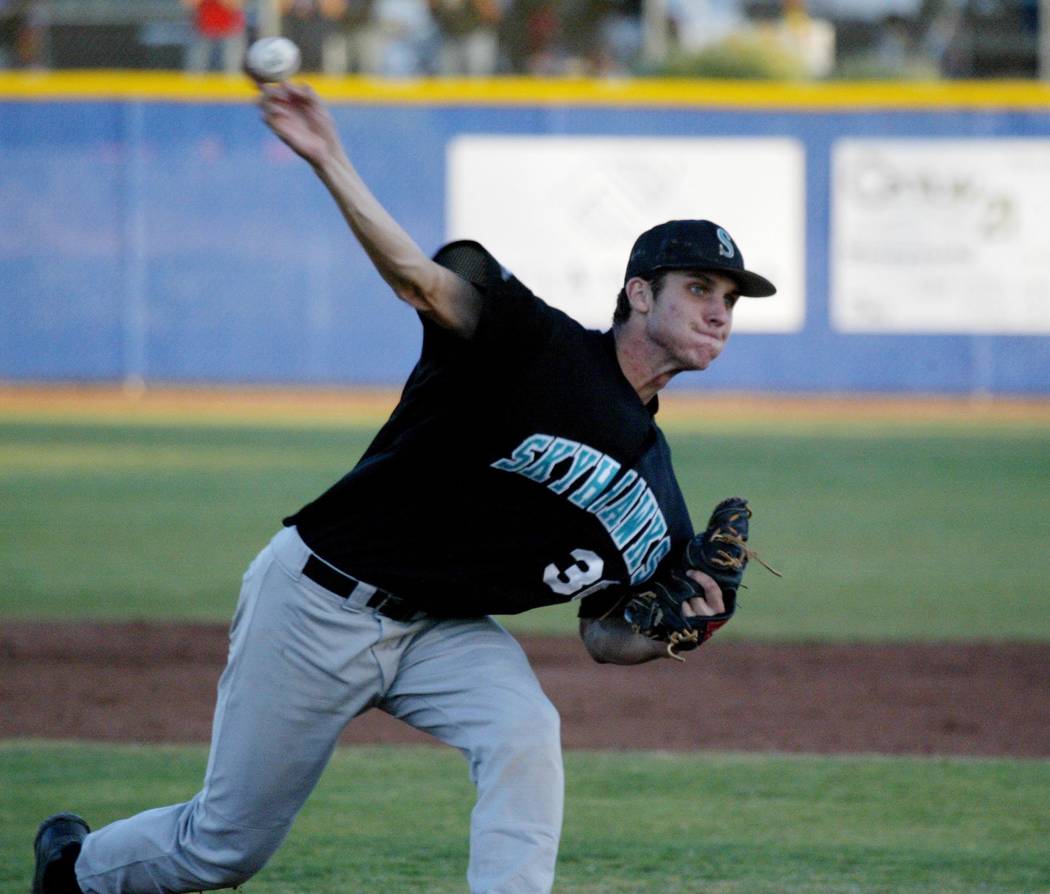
2,76,1050,394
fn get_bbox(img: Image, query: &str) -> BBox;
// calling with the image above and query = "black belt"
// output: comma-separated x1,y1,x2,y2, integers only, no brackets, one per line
302,555,424,623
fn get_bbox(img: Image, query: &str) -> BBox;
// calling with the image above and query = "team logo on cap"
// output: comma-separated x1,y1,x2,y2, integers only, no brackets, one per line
716,228,735,259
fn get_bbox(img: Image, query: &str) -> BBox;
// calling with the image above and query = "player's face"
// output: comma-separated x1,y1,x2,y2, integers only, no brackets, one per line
644,270,739,370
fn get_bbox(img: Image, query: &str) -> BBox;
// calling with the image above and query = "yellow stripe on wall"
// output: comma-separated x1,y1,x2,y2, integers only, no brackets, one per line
2,70,1050,109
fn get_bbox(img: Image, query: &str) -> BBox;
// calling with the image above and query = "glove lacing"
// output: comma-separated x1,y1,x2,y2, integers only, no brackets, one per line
708,509,783,578
665,629,700,661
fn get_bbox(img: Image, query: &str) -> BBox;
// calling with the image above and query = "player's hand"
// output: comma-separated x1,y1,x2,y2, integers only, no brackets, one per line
259,83,344,168
623,565,736,660
680,569,725,618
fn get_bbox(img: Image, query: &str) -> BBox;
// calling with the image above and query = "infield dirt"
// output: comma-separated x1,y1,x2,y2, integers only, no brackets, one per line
3,622,1047,758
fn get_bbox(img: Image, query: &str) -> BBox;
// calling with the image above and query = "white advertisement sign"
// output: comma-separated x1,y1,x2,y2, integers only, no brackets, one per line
832,139,1050,334
447,136,805,332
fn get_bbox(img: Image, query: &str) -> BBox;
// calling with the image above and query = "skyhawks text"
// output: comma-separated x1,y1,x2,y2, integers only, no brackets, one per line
492,434,672,585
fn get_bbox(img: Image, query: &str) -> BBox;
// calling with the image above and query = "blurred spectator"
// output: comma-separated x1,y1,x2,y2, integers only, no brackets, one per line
357,0,437,74
873,12,917,66
281,0,366,73
939,0,1039,76
591,0,643,75
496,0,641,76
918,0,961,71
326,0,376,72
498,0,562,73
183,0,247,73
0,0,37,68
556,0,605,72
667,0,746,54
429,0,502,74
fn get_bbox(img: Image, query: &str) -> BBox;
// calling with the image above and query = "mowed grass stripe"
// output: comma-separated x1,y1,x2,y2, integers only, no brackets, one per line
2,420,1048,639
2,743,1048,894
4,420,1050,468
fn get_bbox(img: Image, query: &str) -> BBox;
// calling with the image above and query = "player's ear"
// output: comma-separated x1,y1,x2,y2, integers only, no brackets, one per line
625,277,652,315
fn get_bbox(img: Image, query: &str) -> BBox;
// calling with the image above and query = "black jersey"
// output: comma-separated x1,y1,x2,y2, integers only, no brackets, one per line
284,241,694,618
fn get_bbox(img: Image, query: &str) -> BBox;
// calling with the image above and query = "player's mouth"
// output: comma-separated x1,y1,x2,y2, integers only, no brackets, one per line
692,329,724,348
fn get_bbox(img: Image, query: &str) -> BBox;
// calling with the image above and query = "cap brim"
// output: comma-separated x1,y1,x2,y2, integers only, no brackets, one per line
728,268,777,298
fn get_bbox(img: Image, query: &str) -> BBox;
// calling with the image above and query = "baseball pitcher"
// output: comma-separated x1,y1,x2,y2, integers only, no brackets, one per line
32,83,777,894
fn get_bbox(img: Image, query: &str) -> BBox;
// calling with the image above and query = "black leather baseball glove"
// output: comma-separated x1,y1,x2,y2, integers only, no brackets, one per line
623,497,779,660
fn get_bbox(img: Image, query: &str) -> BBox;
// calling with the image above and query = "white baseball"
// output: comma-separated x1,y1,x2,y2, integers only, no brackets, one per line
245,37,301,83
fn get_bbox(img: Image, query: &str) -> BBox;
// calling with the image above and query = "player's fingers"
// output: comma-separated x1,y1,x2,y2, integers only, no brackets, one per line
290,82,317,99
260,83,285,101
261,96,289,117
286,83,317,107
260,90,298,122
685,569,725,614
262,86,300,116
259,102,284,127
680,597,709,618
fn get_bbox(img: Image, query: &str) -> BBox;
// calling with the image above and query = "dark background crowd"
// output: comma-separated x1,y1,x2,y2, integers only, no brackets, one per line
0,0,1045,79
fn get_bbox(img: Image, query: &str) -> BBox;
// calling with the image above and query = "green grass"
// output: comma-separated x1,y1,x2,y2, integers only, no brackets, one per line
2,742,1048,893
2,419,1049,640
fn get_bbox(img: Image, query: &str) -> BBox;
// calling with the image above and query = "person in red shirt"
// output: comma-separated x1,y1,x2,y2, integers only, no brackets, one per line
184,0,247,73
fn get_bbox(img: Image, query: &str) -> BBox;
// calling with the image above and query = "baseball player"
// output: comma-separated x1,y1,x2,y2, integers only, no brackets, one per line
32,83,776,894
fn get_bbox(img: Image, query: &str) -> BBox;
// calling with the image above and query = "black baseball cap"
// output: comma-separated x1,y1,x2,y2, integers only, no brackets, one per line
624,219,776,298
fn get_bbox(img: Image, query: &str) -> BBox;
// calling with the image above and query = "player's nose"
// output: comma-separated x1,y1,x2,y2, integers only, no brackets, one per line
705,296,730,328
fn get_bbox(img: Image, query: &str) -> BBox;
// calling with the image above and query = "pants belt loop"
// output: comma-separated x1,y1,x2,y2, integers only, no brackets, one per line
344,580,378,609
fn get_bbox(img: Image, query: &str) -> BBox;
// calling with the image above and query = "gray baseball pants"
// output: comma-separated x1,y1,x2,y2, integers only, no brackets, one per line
75,526,565,893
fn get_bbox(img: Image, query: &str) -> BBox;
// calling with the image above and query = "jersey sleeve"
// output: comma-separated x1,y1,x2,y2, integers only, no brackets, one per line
431,240,560,357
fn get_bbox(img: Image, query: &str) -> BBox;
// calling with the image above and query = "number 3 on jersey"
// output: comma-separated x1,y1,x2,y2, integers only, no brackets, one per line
543,549,604,597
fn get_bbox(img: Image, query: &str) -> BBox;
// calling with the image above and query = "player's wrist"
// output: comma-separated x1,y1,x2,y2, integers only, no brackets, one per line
311,145,352,180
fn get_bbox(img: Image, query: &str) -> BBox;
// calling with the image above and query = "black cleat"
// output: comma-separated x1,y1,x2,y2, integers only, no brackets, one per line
32,814,90,894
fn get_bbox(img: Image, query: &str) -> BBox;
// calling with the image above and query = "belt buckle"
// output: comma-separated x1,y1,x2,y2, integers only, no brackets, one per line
369,593,393,613
369,592,416,622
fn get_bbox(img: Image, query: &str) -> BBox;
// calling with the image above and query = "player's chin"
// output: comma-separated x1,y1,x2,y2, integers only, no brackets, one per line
684,342,723,370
